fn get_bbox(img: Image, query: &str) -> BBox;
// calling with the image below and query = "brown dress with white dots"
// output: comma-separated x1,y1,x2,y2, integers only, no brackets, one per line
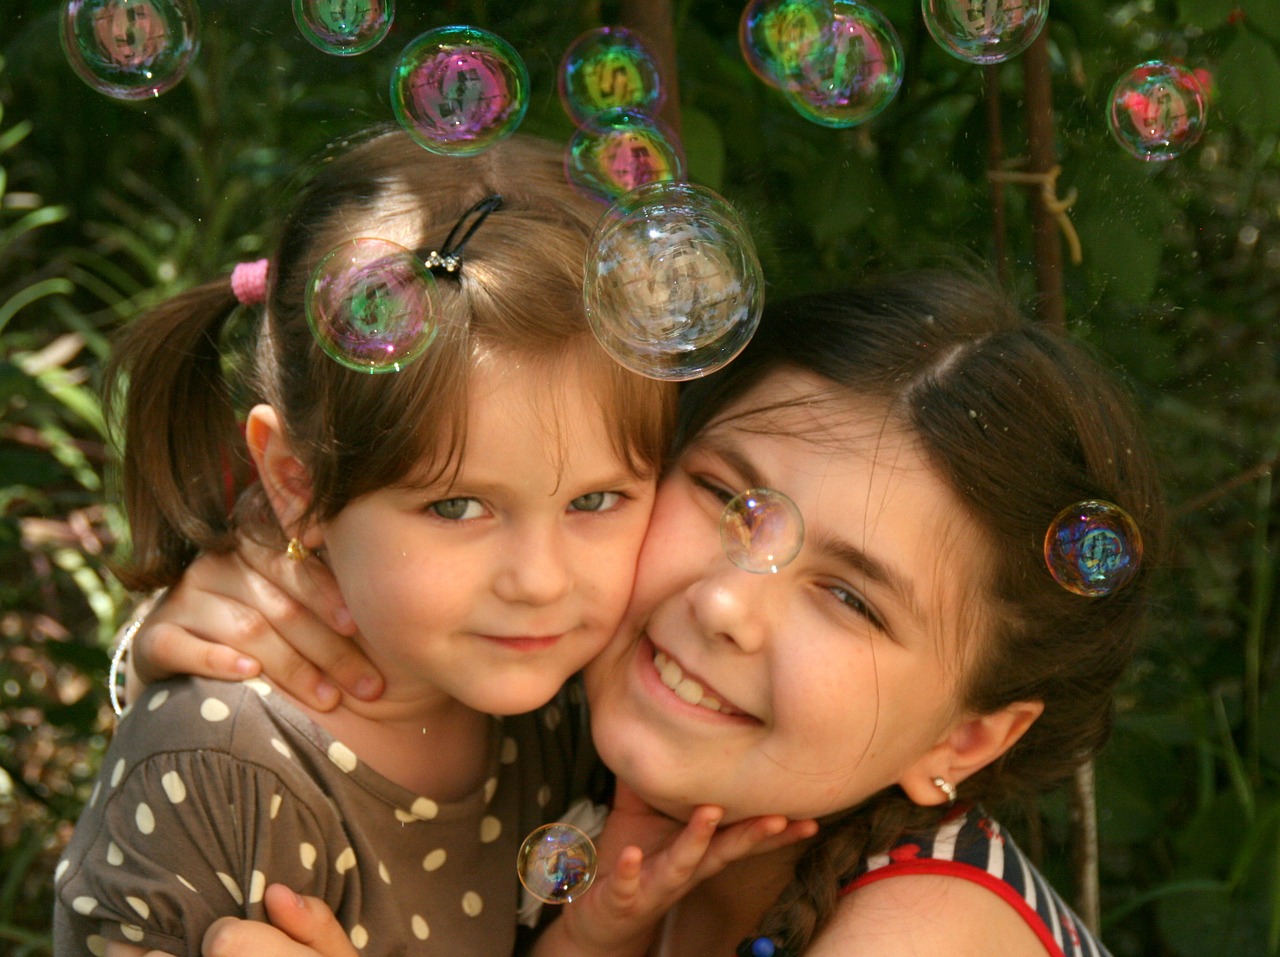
52,675,601,957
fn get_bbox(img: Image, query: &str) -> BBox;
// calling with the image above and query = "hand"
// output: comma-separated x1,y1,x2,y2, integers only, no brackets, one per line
129,539,383,711
536,784,819,957
203,885,357,957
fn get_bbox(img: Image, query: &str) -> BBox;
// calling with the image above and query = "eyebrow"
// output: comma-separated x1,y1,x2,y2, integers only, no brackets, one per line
699,430,924,622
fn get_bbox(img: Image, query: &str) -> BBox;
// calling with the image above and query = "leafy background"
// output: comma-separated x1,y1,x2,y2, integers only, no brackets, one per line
2,0,1278,954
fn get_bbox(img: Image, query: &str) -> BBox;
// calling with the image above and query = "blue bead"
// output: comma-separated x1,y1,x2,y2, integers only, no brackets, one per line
751,938,777,957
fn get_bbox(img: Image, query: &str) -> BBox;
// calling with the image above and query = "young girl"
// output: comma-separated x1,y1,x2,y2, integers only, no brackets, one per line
53,127,797,957
137,269,1164,957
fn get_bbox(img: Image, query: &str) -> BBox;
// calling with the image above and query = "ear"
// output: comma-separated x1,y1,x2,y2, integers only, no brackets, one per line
898,700,1045,807
244,405,323,549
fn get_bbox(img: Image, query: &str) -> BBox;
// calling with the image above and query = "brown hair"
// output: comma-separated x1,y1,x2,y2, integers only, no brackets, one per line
106,129,676,591
677,269,1166,952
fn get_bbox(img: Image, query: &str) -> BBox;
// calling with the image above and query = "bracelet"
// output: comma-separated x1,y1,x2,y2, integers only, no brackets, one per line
107,588,168,718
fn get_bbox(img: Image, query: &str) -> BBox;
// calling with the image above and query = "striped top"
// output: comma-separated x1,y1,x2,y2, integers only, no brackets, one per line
841,805,1112,957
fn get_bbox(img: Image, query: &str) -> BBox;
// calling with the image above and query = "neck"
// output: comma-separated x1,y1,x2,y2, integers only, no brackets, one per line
279,680,493,801
656,843,805,957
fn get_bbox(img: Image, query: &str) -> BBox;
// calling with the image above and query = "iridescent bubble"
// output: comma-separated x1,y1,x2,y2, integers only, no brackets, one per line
1043,500,1143,597
559,26,664,127
293,0,393,56
922,0,1048,64
517,823,598,904
721,488,805,574
1107,61,1207,162
390,26,529,157
784,0,904,128
61,0,200,100
305,238,438,373
584,181,764,382
739,0,834,90
565,109,685,203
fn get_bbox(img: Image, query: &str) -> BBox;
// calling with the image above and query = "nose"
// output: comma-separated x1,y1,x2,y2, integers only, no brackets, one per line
493,522,573,607
684,558,771,654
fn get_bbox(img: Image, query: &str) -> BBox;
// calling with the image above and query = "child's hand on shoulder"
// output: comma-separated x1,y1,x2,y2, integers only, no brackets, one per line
534,784,818,957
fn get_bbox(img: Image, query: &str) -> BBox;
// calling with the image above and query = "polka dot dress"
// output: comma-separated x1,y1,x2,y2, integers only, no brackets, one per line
53,675,602,956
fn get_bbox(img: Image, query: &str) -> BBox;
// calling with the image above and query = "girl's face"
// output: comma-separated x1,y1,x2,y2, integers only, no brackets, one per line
309,354,658,717
585,370,995,823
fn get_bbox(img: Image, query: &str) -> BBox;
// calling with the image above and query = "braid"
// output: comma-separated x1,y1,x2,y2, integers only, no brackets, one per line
754,793,949,952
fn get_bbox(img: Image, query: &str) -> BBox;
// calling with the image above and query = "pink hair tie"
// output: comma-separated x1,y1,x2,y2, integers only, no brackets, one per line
231,258,270,306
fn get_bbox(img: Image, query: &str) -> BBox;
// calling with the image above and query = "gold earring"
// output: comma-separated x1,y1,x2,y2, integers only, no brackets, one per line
286,538,310,563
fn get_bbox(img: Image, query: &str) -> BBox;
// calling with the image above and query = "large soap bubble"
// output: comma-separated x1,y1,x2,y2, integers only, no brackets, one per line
517,823,597,904
1043,500,1143,597
390,26,529,156
565,109,685,203
1107,61,1207,162
739,0,834,90
306,238,438,373
721,488,805,574
293,0,393,56
584,181,764,382
922,0,1048,64
559,26,664,127
784,0,904,128
61,0,200,100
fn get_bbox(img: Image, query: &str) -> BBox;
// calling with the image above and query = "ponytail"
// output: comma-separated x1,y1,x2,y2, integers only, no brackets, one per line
104,278,254,590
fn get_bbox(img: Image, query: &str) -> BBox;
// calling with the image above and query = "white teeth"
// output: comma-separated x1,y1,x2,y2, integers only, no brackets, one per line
653,651,725,713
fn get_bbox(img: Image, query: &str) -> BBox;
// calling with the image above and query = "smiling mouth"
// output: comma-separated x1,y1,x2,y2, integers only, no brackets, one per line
653,649,740,715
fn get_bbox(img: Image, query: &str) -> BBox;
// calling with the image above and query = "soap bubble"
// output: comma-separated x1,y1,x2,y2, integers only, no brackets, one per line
565,109,685,203
559,26,664,127
306,238,438,373
584,181,764,382
517,823,597,904
61,0,200,100
1107,61,1207,162
293,0,393,56
922,0,1048,64
784,0,904,128
1043,500,1142,597
739,0,834,90
721,488,805,574
390,26,529,156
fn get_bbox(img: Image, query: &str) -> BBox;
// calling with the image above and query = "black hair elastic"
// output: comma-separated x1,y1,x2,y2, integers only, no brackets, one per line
420,193,504,276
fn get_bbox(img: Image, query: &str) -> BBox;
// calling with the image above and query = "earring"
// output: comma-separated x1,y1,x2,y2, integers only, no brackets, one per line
932,777,957,806
286,538,310,563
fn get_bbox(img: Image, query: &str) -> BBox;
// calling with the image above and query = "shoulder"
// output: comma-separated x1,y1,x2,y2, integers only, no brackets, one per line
808,872,1049,957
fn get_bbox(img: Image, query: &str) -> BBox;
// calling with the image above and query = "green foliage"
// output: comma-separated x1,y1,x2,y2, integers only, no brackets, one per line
2,0,1279,954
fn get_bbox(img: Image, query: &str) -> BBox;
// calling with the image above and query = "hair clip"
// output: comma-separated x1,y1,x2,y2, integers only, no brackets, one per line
231,258,269,305
419,193,504,278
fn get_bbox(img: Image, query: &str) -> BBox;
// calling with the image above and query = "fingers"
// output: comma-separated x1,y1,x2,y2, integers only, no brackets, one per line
263,884,361,957
691,813,819,881
203,886,359,957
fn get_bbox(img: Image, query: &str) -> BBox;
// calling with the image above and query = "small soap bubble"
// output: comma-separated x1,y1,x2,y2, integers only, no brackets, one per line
293,0,393,56
1043,500,1142,597
721,488,805,574
517,823,598,904
784,0,904,128
559,26,664,127
565,109,685,203
61,0,200,100
305,238,438,373
739,0,834,90
922,0,1048,64
390,26,529,157
1107,61,1207,162
584,181,764,382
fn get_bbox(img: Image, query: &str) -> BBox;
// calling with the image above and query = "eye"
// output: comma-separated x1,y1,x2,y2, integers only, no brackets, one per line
570,491,622,512
827,583,886,631
690,474,736,505
427,497,484,521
